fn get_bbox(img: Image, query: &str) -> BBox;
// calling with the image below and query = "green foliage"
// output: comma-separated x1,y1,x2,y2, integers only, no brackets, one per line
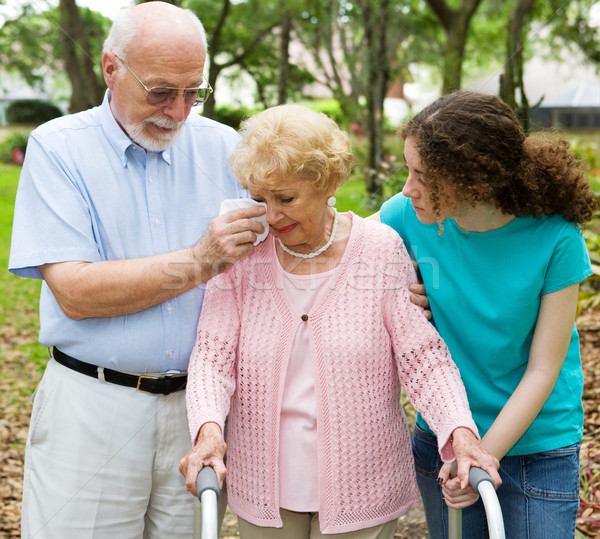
211,105,260,130
335,179,374,217
0,6,61,87
184,0,292,110
534,0,600,65
6,99,62,125
304,99,346,126
570,138,600,172
0,4,110,102
579,227,600,315
0,132,29,163
349,131,408,202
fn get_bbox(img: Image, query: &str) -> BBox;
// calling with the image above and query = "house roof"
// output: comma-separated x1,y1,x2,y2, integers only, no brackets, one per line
539,80,600,108
467,49,600,109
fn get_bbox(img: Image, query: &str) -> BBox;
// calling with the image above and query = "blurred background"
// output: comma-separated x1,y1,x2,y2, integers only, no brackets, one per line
0,1,599,537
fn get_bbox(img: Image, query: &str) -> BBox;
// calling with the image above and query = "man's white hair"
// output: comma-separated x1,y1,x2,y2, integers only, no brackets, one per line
102,4,208,59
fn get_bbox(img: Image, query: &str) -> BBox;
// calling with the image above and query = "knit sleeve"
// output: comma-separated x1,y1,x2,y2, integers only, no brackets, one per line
382,235,479,461
186,267,241,443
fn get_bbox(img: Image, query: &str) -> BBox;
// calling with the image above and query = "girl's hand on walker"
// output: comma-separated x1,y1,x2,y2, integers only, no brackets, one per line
438,462,480,509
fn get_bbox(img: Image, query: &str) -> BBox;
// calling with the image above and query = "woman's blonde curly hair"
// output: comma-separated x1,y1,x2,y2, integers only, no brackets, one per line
401,90,596,225
231,104,353,193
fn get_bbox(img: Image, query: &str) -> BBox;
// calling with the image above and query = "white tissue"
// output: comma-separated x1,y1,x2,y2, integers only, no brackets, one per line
219,198,269,246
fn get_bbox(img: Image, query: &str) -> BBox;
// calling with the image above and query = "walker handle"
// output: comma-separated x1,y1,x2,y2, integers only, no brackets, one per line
196,466,220,500
195,466,220,539
469,466,495,492
448,467,505,539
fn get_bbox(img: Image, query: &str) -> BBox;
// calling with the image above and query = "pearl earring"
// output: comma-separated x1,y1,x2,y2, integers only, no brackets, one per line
327,196,337,207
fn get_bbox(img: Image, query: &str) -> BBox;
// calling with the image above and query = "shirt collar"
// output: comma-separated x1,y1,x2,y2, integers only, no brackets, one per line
100,90,173,167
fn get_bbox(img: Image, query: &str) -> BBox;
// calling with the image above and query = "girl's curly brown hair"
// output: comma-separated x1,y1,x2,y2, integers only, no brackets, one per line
401,90,596,225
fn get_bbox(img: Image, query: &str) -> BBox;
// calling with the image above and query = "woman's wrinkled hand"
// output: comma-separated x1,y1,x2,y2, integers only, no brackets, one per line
441,427,501,509
178,422,227,496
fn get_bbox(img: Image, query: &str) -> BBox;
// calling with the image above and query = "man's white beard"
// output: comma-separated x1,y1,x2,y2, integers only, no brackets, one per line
126,114,185,152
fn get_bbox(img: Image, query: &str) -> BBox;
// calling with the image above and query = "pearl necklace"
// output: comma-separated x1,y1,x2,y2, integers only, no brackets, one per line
277,209,339,259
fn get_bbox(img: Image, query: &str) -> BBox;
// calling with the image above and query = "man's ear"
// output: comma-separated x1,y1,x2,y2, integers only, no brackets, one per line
102,52,118,89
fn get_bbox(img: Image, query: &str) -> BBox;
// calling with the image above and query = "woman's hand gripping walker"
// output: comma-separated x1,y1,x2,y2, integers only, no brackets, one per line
447,467,505,539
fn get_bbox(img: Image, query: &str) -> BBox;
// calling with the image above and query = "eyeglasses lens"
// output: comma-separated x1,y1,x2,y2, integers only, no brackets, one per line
146,88,210,107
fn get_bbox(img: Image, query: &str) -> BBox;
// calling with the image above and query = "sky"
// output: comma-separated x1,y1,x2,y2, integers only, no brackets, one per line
0,0,133,25
2,0,600,27
75,0,133,19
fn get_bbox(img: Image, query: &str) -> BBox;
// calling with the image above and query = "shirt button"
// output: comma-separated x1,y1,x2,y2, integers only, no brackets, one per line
149,177,155,184
154,218,161,226
168,350,174,358
301,314,308,321
166,303,173,313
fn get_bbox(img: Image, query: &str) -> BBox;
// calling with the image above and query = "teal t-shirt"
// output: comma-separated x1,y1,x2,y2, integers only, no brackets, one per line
380,194,592,456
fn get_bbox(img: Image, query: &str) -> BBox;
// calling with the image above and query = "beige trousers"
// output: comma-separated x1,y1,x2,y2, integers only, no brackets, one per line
21,358,199,539
238,509,398,539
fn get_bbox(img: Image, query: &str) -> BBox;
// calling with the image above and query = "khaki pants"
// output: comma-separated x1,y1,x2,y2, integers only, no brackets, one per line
238,509,398,539
21,358,197,539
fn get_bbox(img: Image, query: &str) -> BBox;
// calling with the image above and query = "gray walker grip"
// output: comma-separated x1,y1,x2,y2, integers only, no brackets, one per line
194,466,220,539
469,466,495,492
448,467,505,539
197,466,221,500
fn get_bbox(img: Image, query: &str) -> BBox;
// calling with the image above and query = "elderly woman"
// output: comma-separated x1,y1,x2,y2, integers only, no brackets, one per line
179,104,500,538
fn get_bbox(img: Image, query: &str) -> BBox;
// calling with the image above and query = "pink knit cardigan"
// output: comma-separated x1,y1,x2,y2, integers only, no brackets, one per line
187,213,477,534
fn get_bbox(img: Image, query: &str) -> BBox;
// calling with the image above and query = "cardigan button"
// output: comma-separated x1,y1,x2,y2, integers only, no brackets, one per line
301,314,309,321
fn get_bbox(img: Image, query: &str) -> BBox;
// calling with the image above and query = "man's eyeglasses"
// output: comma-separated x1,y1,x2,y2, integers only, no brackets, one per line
114,54,213,107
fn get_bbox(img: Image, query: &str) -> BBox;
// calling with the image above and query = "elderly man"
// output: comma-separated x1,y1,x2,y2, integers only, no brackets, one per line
9,2,264,537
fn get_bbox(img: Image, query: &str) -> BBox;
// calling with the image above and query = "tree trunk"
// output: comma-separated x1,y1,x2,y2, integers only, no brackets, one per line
499,0,537,132
59,0,104,113
203,67,221,119
426,0,483,94
278,3,291,105
363,0,389,196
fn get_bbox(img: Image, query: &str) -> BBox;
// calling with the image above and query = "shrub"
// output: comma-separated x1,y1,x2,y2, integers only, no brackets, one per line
0,132,29,164
567,137,600,173
5,99,62,125
305,99,346,125
210,105,259,130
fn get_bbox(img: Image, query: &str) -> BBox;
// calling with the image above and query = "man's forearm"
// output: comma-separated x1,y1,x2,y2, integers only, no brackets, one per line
39,247,218,320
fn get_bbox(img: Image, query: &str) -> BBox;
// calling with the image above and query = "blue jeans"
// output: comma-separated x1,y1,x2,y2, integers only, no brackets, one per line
412,425,580,539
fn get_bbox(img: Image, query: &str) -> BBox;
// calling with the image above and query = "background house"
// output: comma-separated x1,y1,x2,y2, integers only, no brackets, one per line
531,80,600,129
468,50,600,131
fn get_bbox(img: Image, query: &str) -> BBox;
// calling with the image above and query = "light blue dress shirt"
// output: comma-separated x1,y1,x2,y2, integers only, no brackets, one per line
9,92,244,372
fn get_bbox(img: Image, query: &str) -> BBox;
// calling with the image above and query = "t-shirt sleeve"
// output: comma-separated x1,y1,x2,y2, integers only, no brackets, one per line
380,193,406,232
542,223,593,295
8,132,100,279
380,193,413,250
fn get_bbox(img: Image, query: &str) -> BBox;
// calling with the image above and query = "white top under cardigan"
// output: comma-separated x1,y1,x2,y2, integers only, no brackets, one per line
278,260,336,512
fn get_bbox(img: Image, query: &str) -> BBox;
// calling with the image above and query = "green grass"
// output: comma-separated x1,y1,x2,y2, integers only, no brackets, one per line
0,163,46,377
0,164,42,319
588,174,600,193
336,178,375,217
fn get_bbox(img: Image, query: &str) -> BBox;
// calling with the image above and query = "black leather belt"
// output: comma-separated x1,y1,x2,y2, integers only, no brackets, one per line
52,347,187,395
